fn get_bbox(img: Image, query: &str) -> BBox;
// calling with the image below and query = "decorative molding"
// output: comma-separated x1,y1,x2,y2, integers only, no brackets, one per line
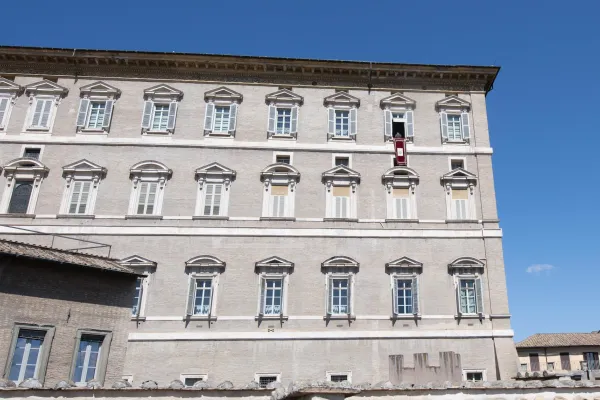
260,163,301,187
265,88,303,106
79,81,121,99
194,162,236,189
185,255,226,272
255,256,294,273
119,255,157,268
323,91,360,108
204,86,243,103
441,167,478,193
24,80,68,98
380,92,416,110
436,95,471,111
448,257,485,273
143,84,183,101
0,77,22,96
382,166,419,194
385,256,423,274
322,256,359,271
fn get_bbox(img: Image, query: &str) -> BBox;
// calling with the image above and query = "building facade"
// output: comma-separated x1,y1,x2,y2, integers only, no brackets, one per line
0,46,516,386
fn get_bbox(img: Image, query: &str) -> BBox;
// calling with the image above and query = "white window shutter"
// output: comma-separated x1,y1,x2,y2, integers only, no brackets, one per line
259,276,266,315
167,102,178,130
141,101,153,129
461,112,470,139
406,110,414,138
40,99,53,128
456,280,462,316
203,102,215,132
136,278,144,318
290,105,298,134
349,108,358,138
0,98,9,128
411,276,419,315
267,105,276,133
207,281,215,317
326,276,333,315
327,108,335,135
185,277,196,316
228,103,238,133
392,280,398,316
440,112,448,140
346,278,352,315
102,100,114,129
475,277,484,314
31,98,45,127
76,99,90,127
384,109,392,138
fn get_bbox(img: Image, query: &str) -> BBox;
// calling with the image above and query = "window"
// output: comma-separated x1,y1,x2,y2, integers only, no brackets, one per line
0,77,21,131
519,363,528,372
436,95,471,143
203,86,242,137
266,89,303,139
441,169,477,221
191,278,213,316
452,189,469,220
73,335,103,385
87,101,107,128
393,188,410,219
275,155,291,164
60,160,106,216
333,186,350,218
547,362,555,371
68,181,92,214
326,371,352,383
329,277,349,315
119,255,156,319
30,98,54,129
459,279,478,314
128,161,172,217
76,82,121,134
449,257,485,317
381,93,416,141
255,373,281,388
447,114,462,141
450,158,465,170
194,163,236,218
323,165,360,220
23,80,68,132
255,256,293,319
560,352,571,370
8,329,45,383
386,257,422,317
383,167,419,221
334,156,350,167
261,164,300,219
464,371,484,382
529,353,540,372
395,279,413,314
324,91,360,141
22,148,41,160
0,159,49,215
584,352,600,370
180,374,207,387
185,255,225,319
132,277,144,316
334,110,350,137
322,256,358,318
141,84,183,135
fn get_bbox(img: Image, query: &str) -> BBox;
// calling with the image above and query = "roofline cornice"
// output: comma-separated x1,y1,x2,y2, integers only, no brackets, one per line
0,46,500,93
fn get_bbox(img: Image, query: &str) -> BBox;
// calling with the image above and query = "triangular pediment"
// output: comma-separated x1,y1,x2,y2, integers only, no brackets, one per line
436,95,470,110
386,256,423,269
256,256,294,267
323,91,360,107
143,84,183,100
322,165,360,176
79,81,121,96
442,168,477,179
380,93,416,109
195,162,236,181
0,78,21,94
204,86,243,102
24,80,68,96
119,255,157,267
265,89,303,105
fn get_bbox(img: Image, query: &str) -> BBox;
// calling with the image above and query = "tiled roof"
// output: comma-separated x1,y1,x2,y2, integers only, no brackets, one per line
0,239,140,276
516,333,600,348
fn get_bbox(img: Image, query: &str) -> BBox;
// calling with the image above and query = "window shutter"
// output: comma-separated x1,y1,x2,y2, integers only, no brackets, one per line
185,277,196,316
204,103,215,132
69,181,83,214
326,276,333,315
461,112,470,139
102,100,114,129
146,182,157,215
259,276,266,315
208,280,215,317
0,97,8,128
267,105,276,133
31,98,45,127
167,102,178,130
456,280,462,316
40,99,53,128
78,182,91,214
136,278,144,318
475,277,484,314
76,99,90,127
137,182,149,214
384,109,392,138
327,108,335,135
141,101,153,129
228,103,238,133
349,108,358,137
440,112,448,140
290,105,298,134
411,276,419,315
406,110,414,138
346,277,352,315
392,280,398,316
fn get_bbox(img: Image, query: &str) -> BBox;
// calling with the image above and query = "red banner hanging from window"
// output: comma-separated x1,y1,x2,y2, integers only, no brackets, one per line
394,137,406,166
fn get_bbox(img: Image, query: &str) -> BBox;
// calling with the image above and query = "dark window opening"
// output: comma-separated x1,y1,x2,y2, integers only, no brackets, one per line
529,353,540,372
8,181,33,214
1,75,15,81
451,159,464,170
275,155,290,164
329,374,348,382
465,372,483,382
183,377,204,387
23,148,41,160
560,352,571,370
392,121,405,139
258,376,277,388
335,157,349,167
584,352,600,370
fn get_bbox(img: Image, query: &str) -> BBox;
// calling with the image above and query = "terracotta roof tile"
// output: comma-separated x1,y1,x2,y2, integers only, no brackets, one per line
516,333,600,348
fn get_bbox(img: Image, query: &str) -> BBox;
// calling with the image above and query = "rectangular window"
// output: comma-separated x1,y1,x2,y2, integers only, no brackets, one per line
181,375,207,387
447,114,462,141
329,374,349,382
529,353,540,372
193,278,213,316
459,279,477,314
332,186,350,218
330,278,349,315
131,277,144,316
584,352,600,370
276,108,292,135
560,352,571,370
213,106,231,132
151,104,170,131
271,185,288,217
392,112,406,139
334,157,350,167
30,98,53,129
68,181,92,214
275,155,291,164
519,363,528,372
73,334,103,384
452,189,469,220
395,279,413,314
547,362,555,371
335,110,350,137
392,188,410,219
450,159,465,170
8,329,45,383
86,101,106,129
258,375,278,388
136,182,158,215
465,371,484,382
261,278,283,315
22,148,41,160
8,180,33,214
203,184,223,216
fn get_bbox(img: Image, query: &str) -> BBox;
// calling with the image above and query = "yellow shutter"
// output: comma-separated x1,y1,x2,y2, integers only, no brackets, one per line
392,188,409,198
452,189,469,200
332,186,350,196
271,185,289,196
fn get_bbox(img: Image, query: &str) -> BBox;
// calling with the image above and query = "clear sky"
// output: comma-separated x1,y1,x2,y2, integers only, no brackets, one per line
2,1,599,340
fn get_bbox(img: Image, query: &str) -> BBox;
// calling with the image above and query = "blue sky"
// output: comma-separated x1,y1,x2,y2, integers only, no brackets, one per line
3,1,599,340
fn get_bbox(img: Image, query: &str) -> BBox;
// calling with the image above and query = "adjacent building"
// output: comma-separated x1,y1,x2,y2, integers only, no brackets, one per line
0,46,516,386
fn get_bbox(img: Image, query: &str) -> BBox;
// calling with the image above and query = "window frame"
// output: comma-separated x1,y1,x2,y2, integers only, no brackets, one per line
382,166,419,221
59,160,107,217
4,324,55,385
323,166,360,221
265,89,303,140
22,80,68,133
76,81,120,134
184,256,226,320
254,373,281,388
462,369,486,382
194,162,236,219
449,157,467,171
20,145,44,160
324,91,360,142
322,256,359,320
180,374,208,387
255,256,293,320
140,84,183,136
380,93,416,142
436,95,472,144
326,371,352,383
203,86,242,138
0,158,49,215
449,257,486,318
260,164,300,220
441,169,478,222
127,161,172,217
119,256,157,320
0,77,21,132
332,153,352,168
69,330,112,387
273,152,294,165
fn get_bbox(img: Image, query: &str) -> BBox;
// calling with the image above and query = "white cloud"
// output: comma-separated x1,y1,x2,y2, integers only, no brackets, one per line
526,264,555,274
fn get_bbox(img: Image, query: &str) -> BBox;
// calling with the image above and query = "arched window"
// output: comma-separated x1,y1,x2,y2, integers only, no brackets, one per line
322,165,360,220
382,166,419,221
0,158,49,215
184,256,226,319
260,163,300,219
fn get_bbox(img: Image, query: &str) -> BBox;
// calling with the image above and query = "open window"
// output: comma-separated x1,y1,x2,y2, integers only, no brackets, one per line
184,256,226,320
260,163,300,220
119,255,157,319
203,86,243,137
381,93,416,142
255,256,294,320
0,158,49,215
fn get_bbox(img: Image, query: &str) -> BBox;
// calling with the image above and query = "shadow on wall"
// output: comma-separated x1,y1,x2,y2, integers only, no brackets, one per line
389,351,462,384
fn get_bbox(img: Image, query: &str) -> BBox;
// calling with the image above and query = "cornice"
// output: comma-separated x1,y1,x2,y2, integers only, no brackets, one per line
0,47,500,93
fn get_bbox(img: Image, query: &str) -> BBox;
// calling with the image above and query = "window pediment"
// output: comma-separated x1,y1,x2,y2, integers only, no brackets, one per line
3,158,49,176
386,256,423,274
382,167,419,191
24,80,68,97
260,163,301,185
186,255,226,268
204,86,243,103
448,257,485,273
119,255,157,269
322,165,361,185
195,162,236,182
323,91,360,108
436,95,470,111
130,161,172,187
79,81,121,99
255,256,294,273
321,256,359,272
62,159,107,184
265,89,303,106
380,93,416,110
143,84,183,101
0,78,22,96
441,168,477,189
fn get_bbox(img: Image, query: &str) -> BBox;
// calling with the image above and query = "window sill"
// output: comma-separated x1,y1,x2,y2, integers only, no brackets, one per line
329,136,355,142
391,314,421,320
57,214,96,219
446,219,479,224
143,130,172,136
131,316,147,322
387,137,413,144
324,315,356,321
24,128,51,133
260,217,296,221
0,213,35,218
323,218,358,222
455,313,484,320
125,215,163,220
205,131,234,138
78,129,108,135
255,315,289,321
192,215,230,220
268,134,296,140
443,140,469,145
185,315,218,321
385,219,419,223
